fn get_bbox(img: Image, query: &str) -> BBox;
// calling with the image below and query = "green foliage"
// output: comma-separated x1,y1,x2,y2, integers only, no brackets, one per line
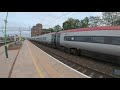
47,12,120,33
102,12,120,26
63,18,81,30
89,16,103,27
21,37,25,41
80,17,89,28
114,19,120,25
48,28,54,32
53,25,62,32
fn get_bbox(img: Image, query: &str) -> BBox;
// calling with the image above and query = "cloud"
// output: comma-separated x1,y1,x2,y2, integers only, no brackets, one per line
0,12,102,37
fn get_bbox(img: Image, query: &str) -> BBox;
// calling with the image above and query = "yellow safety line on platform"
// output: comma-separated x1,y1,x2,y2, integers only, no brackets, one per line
27,41,44,78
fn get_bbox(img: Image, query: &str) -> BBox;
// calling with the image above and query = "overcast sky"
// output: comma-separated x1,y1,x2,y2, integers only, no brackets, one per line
0,12,102,37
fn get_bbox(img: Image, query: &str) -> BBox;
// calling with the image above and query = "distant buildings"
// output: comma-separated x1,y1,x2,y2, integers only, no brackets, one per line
0,35,14,42
31,23,51,37
31,23,43,37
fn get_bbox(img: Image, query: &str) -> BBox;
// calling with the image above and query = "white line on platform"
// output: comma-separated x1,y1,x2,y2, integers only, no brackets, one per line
32,44,91,78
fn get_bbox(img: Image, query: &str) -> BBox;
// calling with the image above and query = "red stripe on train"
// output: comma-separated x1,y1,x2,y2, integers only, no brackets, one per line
59,26,120,33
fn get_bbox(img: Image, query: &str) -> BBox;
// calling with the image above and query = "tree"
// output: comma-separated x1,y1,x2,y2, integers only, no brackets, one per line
63,18,81,30
48,28,54,32
113,19,120,26
102,12,120,26
89,16,103,27
53,25,62,32
80,17,89,28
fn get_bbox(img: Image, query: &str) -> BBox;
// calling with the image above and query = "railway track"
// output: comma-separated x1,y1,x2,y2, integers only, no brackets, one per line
30,41,119,78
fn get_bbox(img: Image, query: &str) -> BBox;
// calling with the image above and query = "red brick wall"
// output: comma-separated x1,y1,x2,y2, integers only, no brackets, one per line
31,24,42,37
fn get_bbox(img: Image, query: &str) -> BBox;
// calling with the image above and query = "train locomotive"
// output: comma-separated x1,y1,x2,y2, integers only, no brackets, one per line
30,26,120,65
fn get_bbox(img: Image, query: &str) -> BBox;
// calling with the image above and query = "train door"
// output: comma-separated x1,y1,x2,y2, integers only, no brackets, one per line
51,33,56,48
56,33,61,47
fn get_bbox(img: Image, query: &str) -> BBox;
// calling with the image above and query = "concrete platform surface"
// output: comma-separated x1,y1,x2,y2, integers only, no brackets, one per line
0,45,5,54
11,40,89,78
0,40,90,78
11,41,40,78
0,47,19,78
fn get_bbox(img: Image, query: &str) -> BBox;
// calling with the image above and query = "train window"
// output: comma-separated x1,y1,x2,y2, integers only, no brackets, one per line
91,37,104,43
112,37,120,45
42,37,46,40
74,36,90,42
104,37,112,44
64,36,71,41
64,36,66,40
74,36,83,41
64,36,120,46
39,37,46,41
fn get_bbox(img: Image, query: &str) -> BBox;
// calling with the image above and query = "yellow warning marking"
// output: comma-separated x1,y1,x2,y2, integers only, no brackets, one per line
27,42,44,78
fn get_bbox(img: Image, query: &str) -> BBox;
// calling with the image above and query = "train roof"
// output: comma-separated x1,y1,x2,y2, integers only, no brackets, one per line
59,26,120,33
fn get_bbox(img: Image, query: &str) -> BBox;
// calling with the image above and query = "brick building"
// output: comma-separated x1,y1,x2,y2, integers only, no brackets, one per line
31,23,43,37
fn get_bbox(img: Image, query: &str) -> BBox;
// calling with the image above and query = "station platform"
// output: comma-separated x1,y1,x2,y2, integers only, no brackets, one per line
0,40,90,78
0,43,19,78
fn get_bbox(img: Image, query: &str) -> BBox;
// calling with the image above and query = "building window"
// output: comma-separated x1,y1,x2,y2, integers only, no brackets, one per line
64,36,71,41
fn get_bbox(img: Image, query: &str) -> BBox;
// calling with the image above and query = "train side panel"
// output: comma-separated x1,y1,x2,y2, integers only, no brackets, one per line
60,30,120,56
34,34,52,44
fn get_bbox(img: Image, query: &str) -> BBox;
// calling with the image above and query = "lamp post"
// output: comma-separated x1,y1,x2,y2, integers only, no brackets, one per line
4,12,8,58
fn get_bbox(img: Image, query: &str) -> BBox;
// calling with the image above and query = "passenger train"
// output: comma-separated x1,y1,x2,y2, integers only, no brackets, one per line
29,26,120,65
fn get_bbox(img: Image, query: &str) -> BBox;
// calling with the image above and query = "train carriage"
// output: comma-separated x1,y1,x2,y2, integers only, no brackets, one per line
59,26,120,56
30,26,120,64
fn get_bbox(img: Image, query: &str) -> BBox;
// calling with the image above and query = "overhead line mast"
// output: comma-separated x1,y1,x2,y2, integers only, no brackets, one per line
4,12,8,58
